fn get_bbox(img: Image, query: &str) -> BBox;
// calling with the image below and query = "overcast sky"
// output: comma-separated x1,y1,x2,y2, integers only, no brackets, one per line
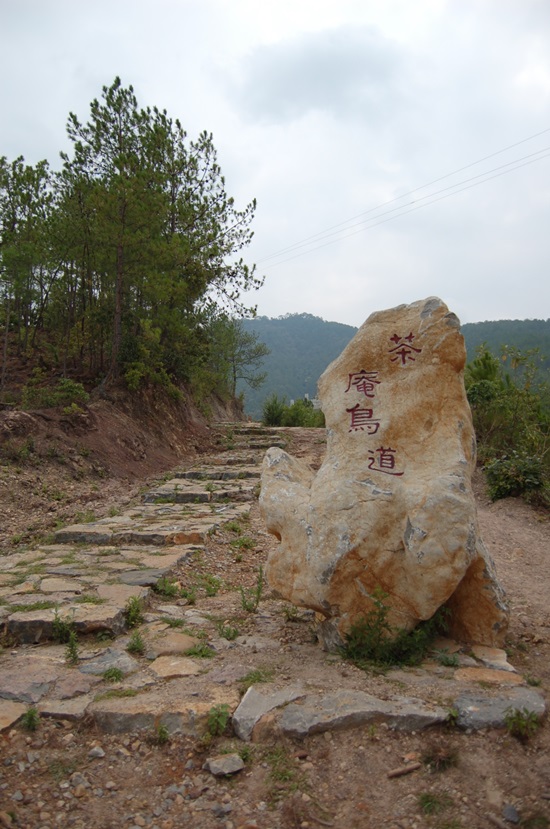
1,0,549,327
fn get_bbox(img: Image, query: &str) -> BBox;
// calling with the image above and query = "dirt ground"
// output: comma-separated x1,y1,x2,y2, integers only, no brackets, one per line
1,415,550,829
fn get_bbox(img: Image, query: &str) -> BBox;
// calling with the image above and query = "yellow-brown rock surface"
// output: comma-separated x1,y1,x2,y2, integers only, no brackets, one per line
260,297,508,649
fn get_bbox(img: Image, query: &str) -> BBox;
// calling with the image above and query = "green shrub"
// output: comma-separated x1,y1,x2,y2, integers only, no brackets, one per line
504,706,540,742
262,393,287,426
22,707,40,732
466,345,550,504
240,566,264,612
282,398,325,428
124,596,144,628
207,703,231,736
342,587,450,668
262,394,325,428
127,630,145,655
484,451,545,501
21,377,89,410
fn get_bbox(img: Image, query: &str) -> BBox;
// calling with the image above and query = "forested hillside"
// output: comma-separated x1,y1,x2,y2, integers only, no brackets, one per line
239,313,357,418
240,314,550,418
462,319,550,370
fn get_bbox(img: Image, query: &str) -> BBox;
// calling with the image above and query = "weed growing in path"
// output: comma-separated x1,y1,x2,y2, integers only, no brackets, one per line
65,630,79,665
207,704,231,737
127,630,145,655
505,706,540,742
240,566,264,613
418,792,453,815
153,577,180,598
103,667,124,682
155,724,170,745
185,643,215,658
21,707,40,731
124,596,144,628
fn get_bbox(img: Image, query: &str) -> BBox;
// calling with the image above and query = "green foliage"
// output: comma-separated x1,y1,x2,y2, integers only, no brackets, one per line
520,815,550,829
230,535,255,550
434,649,460,668
485,451,545,500
261,393,325,427
185,643,215,658
52,609,75,644
238,667,274,693
238,313,357,419
155,723,170,745
153,576,180,598
342,587,450,669
262,393,287,426
180,585,197,604
124,596,144,628
240,565,264,612
21,377,89,411
207,703,231,736
199,573,222,597
417,792,453,815
282,397,325,427
466,345,550,505
103,667,124,682
1,78,260,399
127,630,145,655
65,630,80,665
504,706,540,742
21,706,40,732
216,621,240,640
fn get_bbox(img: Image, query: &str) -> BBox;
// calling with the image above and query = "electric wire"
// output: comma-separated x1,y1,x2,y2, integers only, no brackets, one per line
265,148,550,269
256,127,550,270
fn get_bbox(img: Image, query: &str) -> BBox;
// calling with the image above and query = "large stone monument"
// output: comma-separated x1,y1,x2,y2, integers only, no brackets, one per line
260,297,509,649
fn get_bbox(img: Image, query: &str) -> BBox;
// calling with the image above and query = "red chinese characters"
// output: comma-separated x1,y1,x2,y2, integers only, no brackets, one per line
367,446,404,476
345,404,380,434
344,369,380,398
388,332,422,365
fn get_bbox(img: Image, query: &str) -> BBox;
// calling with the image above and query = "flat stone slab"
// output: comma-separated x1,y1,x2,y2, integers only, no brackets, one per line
53,672,102,700
143,480,256,504
470,645,517,672
38,695,93,720
144,630,200,659
78,648,139,676
97,584,149,603
454,687,546,730
175,467,260,481
233,684,306,741
454,667,524,685
88,681,240,736
0,699,27,732
0,659,61,703
6,603,127,644
149,656,201,678
278,690,448,738
118,569,168,586
39,577,84,593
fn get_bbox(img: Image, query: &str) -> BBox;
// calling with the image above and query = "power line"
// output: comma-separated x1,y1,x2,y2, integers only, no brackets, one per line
256,127,550,269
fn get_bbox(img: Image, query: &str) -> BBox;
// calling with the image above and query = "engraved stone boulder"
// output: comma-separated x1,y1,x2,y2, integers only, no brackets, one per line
260,297,508,649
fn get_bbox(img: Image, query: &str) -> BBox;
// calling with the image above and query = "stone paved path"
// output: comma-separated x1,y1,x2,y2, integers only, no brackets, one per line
0,424,546,742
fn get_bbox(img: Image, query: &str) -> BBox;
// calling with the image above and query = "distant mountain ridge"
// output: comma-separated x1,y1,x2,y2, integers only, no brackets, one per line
239,313,550,419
